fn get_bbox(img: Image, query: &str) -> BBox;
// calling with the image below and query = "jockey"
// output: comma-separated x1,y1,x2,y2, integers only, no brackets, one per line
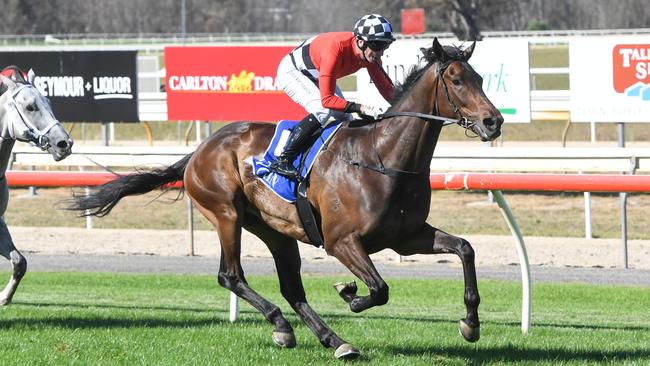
271,14,396,179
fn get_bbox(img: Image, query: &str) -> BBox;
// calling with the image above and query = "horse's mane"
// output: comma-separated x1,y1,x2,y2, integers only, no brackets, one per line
391,44,466,107
0,65,28,95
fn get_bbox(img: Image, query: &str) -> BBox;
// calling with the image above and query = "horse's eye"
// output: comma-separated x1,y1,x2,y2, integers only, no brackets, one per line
26,104,37,112
452,79,461,86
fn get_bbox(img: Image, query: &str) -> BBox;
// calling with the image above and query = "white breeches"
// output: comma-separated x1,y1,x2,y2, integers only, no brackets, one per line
276,54,352,126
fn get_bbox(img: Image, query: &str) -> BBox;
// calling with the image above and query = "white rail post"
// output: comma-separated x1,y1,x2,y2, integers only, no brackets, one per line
491,190,531,335
581,169,592,239
195,120,201,143
79,166,93,229
229,291,239,322
617,123,628,269
27,165,37,196
187,196,194,256
620,192,628,269
584,191,592,239
85,186,93,229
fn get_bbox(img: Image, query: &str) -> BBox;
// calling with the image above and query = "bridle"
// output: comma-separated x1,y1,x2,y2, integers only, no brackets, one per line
377,60,479,138
346,60,480,177
2,83,61,150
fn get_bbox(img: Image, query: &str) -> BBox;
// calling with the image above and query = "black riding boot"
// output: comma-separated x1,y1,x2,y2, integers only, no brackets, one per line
270,114,320,179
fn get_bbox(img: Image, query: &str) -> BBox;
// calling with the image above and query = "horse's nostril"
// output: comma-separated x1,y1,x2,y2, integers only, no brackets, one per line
57,140,68,149
483,116,503,130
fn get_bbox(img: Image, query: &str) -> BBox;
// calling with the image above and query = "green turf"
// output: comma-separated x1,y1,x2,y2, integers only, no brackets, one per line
0,272,647,365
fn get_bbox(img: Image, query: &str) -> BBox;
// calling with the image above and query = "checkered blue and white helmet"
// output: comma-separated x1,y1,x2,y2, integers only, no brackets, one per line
353,14,395,43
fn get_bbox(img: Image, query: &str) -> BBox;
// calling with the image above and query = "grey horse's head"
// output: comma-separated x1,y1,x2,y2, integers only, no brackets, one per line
0,70,73,161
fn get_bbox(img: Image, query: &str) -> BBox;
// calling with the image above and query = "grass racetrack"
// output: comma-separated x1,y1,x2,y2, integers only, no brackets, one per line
0,272,648,365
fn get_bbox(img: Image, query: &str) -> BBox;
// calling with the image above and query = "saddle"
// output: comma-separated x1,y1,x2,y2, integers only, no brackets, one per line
249,120,343,248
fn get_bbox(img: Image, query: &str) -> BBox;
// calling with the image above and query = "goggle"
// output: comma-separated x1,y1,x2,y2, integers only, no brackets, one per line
366,41,391,52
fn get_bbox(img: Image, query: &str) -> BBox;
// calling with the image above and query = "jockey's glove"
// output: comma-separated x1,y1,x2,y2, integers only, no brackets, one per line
359,104,385,119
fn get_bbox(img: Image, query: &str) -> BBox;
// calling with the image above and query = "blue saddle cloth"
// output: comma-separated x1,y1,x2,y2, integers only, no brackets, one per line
250,120,342,203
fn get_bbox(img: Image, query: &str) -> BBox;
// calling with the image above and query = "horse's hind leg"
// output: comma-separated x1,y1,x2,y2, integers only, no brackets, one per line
395,223,481,342
191,199,295,348
244,216,359,359
0,186,26,307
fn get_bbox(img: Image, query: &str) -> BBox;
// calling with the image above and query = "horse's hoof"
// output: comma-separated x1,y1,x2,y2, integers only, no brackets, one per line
272,331,296,348
459,319,480,342
334,343,360,360
333,281,357,296
0,295,11,306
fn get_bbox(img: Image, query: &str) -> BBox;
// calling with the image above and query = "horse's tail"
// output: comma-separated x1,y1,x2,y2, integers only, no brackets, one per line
67,153,194,217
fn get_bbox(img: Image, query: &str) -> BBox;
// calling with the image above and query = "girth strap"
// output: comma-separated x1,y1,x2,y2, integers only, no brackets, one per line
295,179,325,248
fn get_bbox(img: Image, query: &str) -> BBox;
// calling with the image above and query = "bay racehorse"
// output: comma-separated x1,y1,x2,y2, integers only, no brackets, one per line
68,38,502,359
0,66,73,304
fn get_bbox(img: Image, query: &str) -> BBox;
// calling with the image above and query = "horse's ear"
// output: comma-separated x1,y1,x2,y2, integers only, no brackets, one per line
27,69,36,84
461,41,476,62
431,37,449,63
0,74,17,90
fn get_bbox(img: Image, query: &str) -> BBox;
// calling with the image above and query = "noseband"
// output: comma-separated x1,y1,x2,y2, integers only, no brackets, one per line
2,84,61,150
377,60,478,137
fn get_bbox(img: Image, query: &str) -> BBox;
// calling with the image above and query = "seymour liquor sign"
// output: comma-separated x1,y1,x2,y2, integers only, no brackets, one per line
165,46,305,121
570,36,650,122
0,51,138,122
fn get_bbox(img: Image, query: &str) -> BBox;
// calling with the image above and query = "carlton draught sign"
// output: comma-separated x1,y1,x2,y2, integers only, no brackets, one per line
165,46,305,121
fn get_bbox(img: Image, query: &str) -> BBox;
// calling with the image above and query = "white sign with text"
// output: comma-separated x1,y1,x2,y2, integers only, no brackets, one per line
570,36,650,122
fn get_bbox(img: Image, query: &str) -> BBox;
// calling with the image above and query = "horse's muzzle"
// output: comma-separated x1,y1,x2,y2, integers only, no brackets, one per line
476,116,503,141
50,138,73,161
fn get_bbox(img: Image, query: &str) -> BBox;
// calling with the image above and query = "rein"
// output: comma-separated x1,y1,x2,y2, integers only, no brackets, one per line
348,60,478,178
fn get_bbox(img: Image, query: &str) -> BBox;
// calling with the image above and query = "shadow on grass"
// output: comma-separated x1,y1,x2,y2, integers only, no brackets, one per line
0,312,267,330
12,300,226,314
7,299,650,334
385,344,650,364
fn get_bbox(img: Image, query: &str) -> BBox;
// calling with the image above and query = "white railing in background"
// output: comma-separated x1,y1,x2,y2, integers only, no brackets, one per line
13,146,647,173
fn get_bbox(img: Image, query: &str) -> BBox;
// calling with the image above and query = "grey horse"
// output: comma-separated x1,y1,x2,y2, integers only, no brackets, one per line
0,66,73,304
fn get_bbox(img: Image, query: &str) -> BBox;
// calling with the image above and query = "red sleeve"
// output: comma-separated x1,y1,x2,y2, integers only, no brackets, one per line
367,63,394,103
318,52,349,111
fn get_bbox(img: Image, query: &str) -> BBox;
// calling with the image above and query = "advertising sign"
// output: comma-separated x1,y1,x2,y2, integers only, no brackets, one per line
401,8,425,35
165,46,305,121
570,36,650,122
357,38,531,123
0,51,138,122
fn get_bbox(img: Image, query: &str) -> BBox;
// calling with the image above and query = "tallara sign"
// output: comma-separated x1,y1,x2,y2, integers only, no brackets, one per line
570,36,650,122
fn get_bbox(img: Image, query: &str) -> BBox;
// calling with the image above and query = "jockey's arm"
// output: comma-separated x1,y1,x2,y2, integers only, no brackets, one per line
318,72,348,111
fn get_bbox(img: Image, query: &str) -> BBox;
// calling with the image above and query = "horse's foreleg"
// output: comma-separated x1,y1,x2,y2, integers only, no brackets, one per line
0,219,26,305
396,223,480,342
192,199,295,348
328,234,389,313
246,217,359,359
